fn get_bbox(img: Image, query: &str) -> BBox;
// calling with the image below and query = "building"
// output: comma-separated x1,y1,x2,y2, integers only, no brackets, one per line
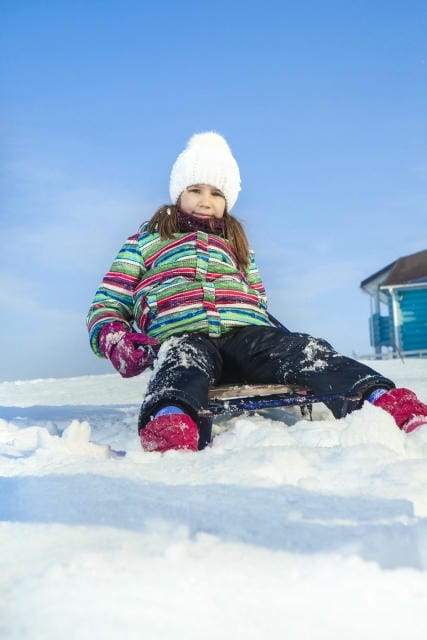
360,249,427,357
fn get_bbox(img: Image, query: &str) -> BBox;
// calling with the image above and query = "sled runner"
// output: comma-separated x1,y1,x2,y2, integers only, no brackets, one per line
194,383,363,450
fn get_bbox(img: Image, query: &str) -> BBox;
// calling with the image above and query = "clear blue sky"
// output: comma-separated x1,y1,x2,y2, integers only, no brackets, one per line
1,0,426,381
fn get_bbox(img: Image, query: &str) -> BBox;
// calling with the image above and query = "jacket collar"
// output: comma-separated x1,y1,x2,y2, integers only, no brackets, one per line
177,209,225,237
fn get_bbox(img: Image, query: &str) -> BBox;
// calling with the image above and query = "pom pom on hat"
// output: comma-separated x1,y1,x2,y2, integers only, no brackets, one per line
169,131,241,211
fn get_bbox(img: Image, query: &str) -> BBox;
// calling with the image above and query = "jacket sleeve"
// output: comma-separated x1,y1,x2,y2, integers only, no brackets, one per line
244,251,268,309
87,232,146,357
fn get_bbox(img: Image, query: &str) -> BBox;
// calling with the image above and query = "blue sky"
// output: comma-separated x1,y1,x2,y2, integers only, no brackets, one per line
1,0,426,381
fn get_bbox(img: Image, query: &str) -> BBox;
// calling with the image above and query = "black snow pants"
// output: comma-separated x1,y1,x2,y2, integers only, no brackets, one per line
138,326,394,431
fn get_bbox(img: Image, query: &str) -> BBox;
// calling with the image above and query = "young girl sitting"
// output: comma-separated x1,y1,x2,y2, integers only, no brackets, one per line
87,132,427,452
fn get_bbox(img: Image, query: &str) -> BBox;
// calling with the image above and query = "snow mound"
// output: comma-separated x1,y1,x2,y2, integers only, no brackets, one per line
1,358,427,639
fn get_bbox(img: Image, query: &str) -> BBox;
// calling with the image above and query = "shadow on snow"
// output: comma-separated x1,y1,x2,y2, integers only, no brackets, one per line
1,474,426,571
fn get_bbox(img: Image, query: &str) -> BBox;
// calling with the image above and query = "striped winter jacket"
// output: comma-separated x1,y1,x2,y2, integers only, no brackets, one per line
87,223,272,357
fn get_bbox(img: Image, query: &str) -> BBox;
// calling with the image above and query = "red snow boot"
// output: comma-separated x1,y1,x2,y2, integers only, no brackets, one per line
140,413,199,452
373,388,427,433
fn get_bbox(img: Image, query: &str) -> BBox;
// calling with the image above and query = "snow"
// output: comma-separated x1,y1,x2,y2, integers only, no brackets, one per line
1,358,427,639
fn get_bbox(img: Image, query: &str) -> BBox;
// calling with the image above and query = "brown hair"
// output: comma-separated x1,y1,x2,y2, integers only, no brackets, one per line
146,203,251,269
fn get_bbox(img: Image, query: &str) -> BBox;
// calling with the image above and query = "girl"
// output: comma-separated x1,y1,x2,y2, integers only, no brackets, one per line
87,132,427,452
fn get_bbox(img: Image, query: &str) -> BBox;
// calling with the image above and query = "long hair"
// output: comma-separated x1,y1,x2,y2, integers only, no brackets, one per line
146,203,251,269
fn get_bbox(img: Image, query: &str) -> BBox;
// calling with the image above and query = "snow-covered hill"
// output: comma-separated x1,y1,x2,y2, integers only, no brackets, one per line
1,359,427,639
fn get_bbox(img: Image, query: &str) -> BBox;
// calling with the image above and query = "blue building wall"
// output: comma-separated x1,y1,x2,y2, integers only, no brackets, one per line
369,312,392,348
369,285,427,353
396,287,427,351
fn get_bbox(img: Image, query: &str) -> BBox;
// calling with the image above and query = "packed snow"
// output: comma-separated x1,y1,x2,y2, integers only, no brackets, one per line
1,358,427,639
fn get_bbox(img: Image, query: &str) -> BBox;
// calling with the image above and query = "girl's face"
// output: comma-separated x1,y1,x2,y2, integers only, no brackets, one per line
179,184,226,219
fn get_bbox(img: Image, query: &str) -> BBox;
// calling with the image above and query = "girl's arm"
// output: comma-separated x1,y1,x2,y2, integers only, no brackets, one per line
87,233,146,357
244,251,268,307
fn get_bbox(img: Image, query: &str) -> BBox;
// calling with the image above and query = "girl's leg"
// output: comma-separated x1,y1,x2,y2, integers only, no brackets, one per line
220,326,395,418
138,333,222,432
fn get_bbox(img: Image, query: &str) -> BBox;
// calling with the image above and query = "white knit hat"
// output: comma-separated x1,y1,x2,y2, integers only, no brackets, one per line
169,131,241,211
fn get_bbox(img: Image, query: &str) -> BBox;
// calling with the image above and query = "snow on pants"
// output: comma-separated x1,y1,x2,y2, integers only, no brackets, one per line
138,326,395,430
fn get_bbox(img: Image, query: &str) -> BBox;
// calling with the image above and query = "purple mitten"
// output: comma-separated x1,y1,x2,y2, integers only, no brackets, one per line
99,322,160,378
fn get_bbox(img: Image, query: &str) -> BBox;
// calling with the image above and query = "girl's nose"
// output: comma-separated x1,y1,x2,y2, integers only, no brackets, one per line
200,193,212,207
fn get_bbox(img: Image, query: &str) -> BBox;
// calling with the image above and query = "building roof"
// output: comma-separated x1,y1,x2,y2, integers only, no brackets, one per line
361,249,427,296
381,249,427,286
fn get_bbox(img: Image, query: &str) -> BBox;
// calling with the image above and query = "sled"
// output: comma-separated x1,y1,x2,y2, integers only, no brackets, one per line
195,383,362,450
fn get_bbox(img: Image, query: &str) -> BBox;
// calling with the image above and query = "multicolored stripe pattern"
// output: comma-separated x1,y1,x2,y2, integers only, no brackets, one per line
87,223,271,357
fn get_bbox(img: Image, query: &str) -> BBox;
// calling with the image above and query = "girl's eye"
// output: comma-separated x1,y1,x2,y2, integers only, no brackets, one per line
189,188,200,194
